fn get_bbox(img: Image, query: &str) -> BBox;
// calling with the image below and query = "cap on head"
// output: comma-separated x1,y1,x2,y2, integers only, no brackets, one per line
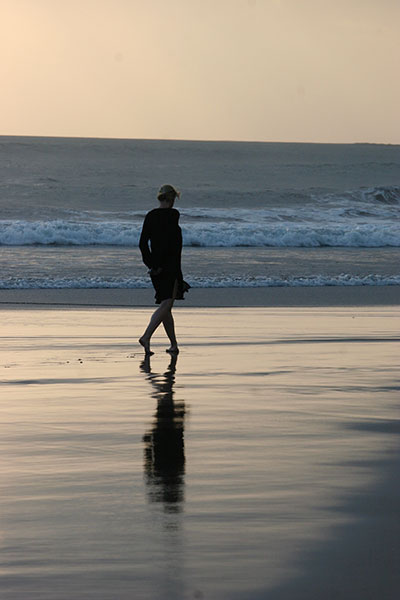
157,184,179,201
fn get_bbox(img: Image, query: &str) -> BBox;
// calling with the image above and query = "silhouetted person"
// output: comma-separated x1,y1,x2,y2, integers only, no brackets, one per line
139,184,189,356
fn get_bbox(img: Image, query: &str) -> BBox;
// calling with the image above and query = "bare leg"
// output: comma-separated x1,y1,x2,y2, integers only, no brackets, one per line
139,298,174,355
163,310,179,353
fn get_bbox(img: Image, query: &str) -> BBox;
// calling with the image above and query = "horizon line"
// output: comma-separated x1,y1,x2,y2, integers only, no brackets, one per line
1,133,398,146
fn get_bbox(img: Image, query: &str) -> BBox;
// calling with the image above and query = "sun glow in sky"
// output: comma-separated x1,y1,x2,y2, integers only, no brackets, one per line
1,0,399,143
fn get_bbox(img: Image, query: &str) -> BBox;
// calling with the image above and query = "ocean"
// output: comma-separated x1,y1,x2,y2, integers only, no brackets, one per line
1,136,399,290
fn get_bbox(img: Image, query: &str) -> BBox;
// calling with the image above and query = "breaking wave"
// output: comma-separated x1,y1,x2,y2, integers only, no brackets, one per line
0,274,399,289
0,186,398,248
0,220,399,248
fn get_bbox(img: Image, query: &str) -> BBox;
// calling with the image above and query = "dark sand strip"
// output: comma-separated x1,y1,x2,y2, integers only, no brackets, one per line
0,286,399,308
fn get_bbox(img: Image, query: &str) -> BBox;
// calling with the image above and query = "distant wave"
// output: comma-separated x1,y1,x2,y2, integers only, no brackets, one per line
0,274,399,289
320,185,400,206
366,185,400,205
0,220,399,248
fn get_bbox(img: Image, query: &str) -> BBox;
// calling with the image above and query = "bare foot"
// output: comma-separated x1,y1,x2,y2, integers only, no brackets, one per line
166,345,179,354
139,337,154,355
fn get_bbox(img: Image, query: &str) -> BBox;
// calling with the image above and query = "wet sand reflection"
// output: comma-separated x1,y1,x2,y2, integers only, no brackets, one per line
141,354,186,513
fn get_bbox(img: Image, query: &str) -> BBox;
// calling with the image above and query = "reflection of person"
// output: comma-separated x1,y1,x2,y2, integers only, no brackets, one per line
139,184,188,356
141,354,186,510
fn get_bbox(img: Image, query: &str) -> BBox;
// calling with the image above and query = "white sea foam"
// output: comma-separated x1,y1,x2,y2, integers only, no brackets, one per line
1,274,399,289
0,276,151,289
182,223,400,247
0,220,137,246
189,274,400,287
0,219,399,248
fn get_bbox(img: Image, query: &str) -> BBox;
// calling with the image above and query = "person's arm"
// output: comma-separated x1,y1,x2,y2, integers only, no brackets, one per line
176,227,183,282
139,214,153,269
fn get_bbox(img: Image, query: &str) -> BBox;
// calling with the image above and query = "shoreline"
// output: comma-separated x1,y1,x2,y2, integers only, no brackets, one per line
0,285,399,308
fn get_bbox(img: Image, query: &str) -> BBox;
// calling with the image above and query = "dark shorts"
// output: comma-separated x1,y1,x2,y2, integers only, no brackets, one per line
151,270,182,304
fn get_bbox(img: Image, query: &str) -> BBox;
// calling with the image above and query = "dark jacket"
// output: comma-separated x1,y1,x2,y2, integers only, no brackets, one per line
139,208,183,279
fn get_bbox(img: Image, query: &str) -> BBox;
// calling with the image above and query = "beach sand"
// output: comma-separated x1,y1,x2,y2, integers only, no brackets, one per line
0,294,399,599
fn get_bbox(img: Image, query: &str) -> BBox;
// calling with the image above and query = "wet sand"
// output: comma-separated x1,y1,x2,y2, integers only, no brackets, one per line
0,305,399,599
0,284,399,307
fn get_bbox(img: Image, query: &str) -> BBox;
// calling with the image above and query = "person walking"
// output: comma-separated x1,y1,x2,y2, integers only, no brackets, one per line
138,185,188,355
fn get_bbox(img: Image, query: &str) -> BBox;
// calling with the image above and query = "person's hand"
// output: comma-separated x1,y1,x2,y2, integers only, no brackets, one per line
149,267,162,276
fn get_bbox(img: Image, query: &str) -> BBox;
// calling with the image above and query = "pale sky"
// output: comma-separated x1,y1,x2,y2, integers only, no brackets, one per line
1,0,399,143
